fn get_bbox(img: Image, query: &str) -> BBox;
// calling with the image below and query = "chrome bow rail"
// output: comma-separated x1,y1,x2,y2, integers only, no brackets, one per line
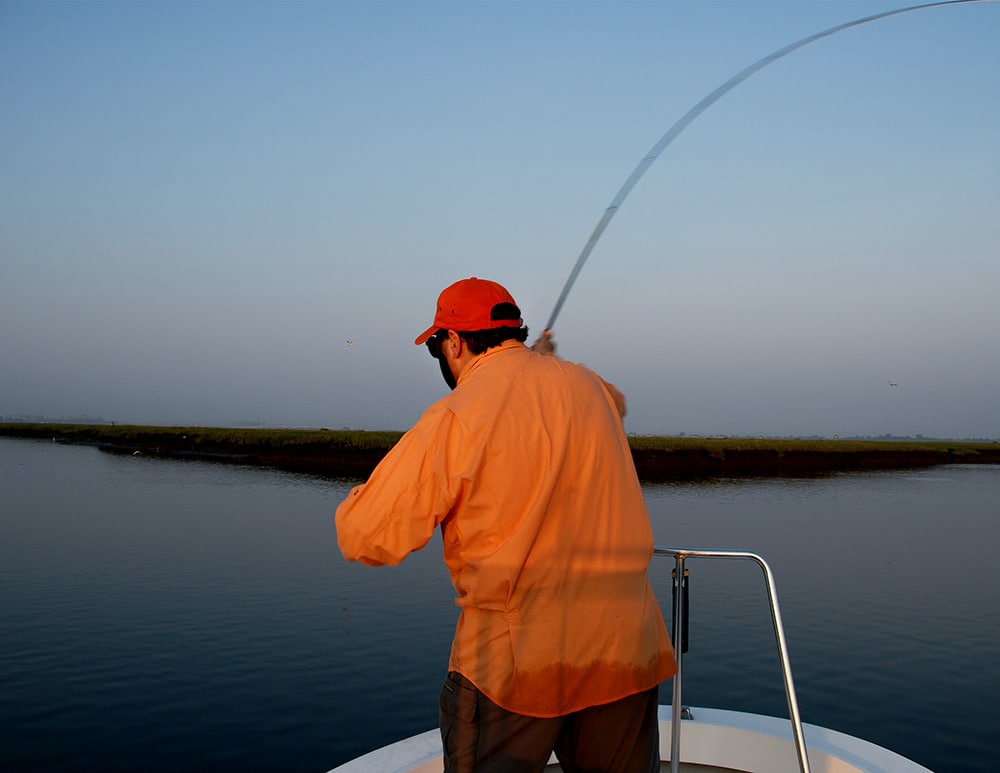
654,546,811,773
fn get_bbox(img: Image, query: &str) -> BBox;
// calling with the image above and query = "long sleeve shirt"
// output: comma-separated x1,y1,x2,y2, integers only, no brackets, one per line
336,340,676,717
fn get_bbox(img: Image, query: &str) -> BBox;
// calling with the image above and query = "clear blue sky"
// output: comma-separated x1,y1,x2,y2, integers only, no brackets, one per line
2,0,997,438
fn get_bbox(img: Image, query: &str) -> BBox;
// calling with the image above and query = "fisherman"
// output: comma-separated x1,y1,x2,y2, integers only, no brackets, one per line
335,277,676,772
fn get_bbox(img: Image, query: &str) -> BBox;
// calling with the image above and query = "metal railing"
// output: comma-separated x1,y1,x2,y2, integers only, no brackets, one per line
654,546,811,773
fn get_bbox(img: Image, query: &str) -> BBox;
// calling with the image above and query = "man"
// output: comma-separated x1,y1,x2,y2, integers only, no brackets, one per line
336,277,676,772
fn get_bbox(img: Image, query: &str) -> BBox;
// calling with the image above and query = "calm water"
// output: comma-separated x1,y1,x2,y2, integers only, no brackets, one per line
1,437,998,772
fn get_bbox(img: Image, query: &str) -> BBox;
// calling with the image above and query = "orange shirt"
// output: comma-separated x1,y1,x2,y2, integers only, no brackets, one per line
336,340,676,717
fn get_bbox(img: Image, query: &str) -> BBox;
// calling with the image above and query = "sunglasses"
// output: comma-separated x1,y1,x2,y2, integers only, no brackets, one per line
425,330,457,390
425,329,448,360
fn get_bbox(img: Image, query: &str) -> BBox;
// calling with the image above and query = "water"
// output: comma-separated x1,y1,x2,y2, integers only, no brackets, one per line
1,438,998,772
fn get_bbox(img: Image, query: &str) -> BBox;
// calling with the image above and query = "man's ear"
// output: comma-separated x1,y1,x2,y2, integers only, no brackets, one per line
447,330,463,357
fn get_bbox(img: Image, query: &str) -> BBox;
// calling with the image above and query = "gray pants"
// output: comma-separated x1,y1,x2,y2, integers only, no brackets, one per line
439,672,660,773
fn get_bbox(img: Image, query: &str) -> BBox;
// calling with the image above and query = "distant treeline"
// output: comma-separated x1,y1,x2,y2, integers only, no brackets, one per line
2,423,998,482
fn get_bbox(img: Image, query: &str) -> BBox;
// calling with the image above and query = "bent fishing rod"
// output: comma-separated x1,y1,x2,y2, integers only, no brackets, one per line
544,0,995,332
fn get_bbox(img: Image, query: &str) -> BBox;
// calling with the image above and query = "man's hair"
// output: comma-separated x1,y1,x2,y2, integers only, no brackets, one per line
458,325,529,355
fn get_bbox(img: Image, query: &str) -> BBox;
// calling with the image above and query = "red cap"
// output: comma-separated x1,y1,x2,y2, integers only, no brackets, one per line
414,277,522,345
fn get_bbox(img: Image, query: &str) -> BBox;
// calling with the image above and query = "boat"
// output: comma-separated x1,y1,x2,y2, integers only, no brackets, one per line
328,547,933,772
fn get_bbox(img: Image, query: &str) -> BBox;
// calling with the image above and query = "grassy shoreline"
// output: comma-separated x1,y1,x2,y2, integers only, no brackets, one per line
3,422,998,482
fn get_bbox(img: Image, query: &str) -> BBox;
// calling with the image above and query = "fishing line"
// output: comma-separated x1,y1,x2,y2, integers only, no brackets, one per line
545,0,994,331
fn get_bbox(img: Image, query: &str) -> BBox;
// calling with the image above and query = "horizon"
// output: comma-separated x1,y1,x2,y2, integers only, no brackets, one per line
2,414,997,444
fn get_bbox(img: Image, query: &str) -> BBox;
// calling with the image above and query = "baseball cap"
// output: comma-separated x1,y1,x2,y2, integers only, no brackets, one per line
414,277,523,345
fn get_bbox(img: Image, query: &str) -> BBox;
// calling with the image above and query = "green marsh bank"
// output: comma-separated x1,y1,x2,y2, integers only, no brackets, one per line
3,423,998,482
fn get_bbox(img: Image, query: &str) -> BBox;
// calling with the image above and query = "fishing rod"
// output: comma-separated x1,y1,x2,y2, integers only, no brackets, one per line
545,0,994,332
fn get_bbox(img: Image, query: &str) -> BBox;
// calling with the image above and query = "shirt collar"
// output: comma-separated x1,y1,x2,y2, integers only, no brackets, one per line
456,339,525,385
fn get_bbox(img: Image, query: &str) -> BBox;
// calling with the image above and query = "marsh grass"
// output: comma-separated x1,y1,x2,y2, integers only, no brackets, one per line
626,435,997,458
0,423,404,452
2,423,995,459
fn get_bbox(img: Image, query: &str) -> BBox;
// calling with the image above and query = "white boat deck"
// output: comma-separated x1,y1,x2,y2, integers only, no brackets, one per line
329,704,933,773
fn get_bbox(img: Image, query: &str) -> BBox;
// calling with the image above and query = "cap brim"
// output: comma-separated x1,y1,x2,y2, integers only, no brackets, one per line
414,325,438,346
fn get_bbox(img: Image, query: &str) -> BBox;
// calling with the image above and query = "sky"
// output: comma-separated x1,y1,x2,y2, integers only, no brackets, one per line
2,0,997,439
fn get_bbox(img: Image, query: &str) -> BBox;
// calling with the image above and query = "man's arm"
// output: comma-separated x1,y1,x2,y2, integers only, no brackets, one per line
600,378,628,419
335,407,458,565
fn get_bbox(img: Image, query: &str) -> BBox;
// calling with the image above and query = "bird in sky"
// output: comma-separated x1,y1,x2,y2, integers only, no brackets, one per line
346,340,356,347
888,380,899,387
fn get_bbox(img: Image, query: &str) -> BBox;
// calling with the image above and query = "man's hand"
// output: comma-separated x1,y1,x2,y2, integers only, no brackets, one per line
531,330,556,356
